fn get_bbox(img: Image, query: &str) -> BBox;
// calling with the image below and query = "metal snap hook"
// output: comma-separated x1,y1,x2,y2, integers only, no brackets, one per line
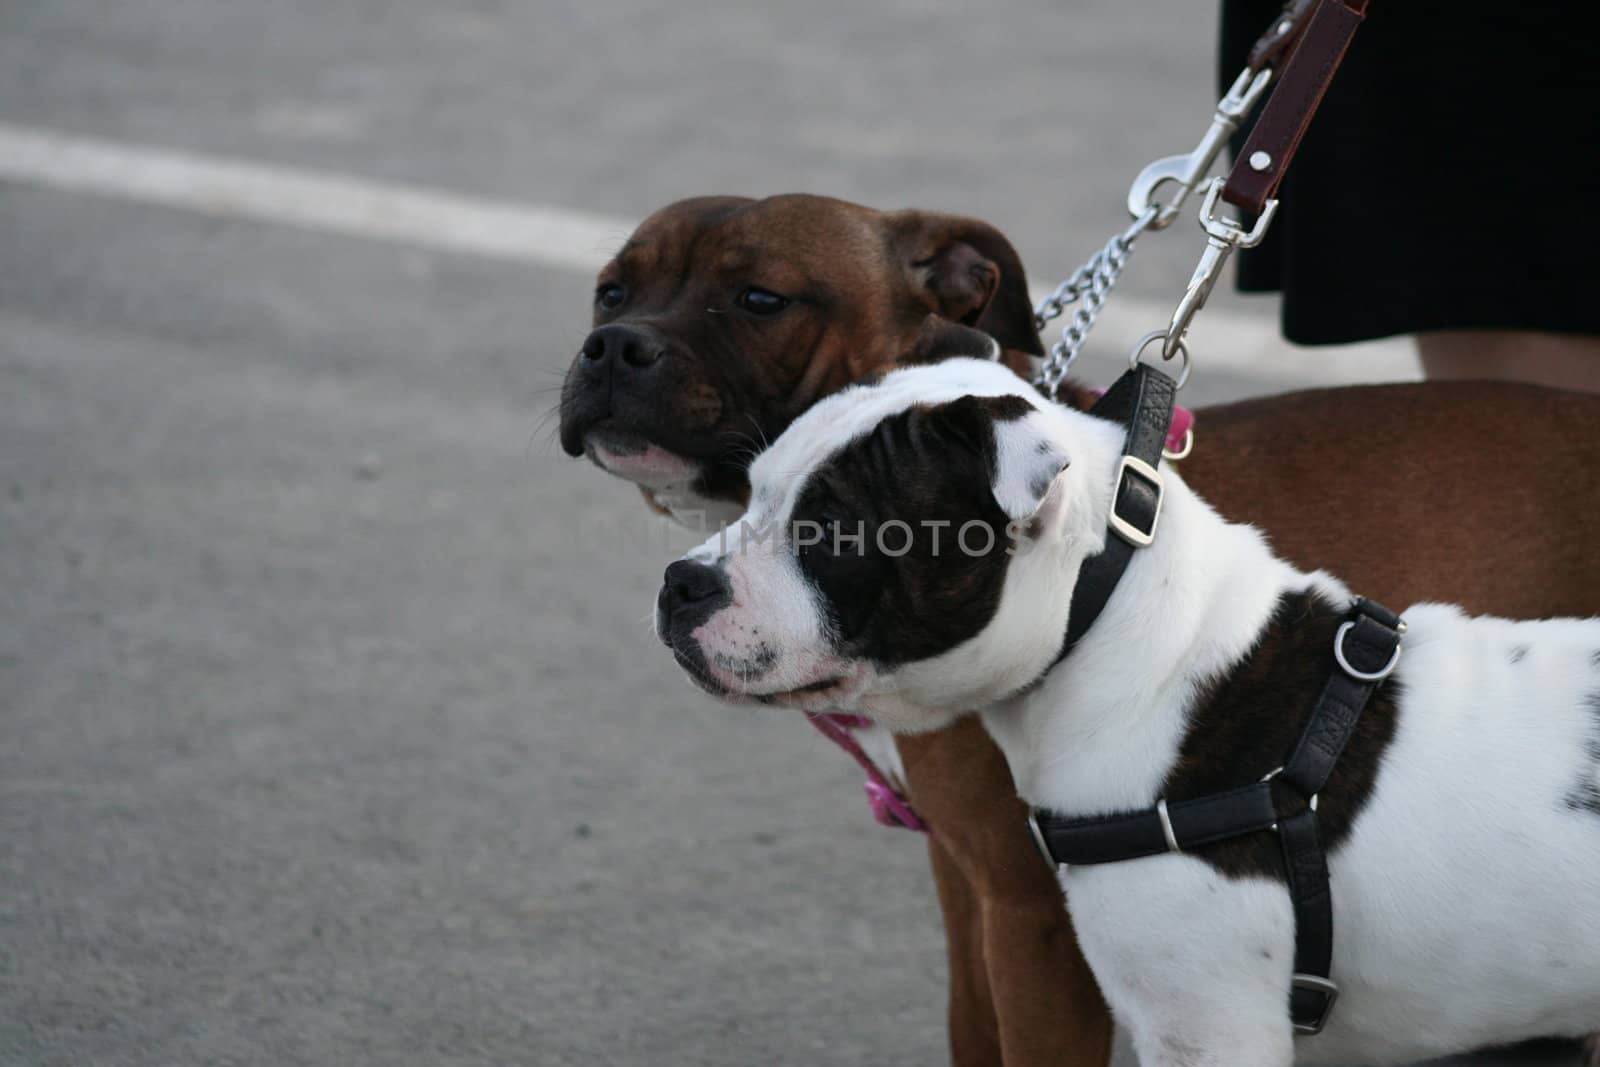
1127,153,1192,231
1125,68,1274,230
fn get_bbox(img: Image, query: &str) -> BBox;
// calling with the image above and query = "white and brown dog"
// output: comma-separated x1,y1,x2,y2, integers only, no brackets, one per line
655,355,1600,1067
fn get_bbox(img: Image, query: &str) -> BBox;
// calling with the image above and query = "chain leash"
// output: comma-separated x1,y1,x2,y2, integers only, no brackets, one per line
1032,206,1158,400
1030,63,1279,401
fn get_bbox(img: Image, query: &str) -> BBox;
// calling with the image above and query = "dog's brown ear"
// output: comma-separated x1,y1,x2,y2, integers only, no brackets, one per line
1052,379,1101,413
890,212,1043,357
901,314,1001,366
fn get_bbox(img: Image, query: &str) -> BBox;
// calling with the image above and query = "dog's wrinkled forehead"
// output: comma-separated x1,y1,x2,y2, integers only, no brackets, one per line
744,358,1049,523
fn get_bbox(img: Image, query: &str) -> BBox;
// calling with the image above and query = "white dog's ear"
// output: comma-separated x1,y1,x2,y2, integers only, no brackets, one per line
926,394,1071,528
990,412,1071,530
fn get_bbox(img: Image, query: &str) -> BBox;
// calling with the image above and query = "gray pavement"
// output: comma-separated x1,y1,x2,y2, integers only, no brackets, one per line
0,2,1581,1065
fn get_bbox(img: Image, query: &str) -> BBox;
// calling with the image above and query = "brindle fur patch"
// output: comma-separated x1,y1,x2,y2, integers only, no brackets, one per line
1159,590,1403,882
789,396,1024,667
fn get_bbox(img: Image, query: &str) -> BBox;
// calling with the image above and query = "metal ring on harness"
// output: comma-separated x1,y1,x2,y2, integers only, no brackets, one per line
1333,621,1403,681
1128,329,1191,390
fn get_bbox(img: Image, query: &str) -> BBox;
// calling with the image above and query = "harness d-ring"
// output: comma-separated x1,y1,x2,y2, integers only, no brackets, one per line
1128,329,1191,389
1333,621,1403,681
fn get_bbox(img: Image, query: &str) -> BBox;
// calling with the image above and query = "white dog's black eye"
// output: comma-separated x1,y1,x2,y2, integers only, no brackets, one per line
596,284,626,310
736,287,790,316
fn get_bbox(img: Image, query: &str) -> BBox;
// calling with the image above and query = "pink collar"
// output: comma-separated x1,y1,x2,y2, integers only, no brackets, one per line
806,713,929,833
804,402,1195,834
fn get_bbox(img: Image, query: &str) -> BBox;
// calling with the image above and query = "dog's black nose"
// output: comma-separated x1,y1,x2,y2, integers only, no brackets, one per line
581,323,667,368
662,559,729,612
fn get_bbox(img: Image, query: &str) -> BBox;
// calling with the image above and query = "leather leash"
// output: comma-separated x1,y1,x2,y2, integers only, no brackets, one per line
1029,598,1406,1035
1224,0,1371,215
1035,0,1372,386
1161,0,1371,358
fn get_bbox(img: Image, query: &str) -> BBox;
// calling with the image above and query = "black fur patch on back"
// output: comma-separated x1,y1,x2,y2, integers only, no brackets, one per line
789,395,1024,667
1160,590,1403,882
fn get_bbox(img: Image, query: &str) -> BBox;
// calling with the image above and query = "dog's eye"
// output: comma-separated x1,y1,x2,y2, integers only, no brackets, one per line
736,287,791,316
596,284,626,310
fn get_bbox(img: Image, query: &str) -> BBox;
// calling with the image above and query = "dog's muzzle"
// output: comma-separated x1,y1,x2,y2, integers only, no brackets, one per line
558,323,679,458
656,559,733,689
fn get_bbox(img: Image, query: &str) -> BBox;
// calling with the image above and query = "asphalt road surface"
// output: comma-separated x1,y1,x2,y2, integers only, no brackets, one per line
0,1,1582,1065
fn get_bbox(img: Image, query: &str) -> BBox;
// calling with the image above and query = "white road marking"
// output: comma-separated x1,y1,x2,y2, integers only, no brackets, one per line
0,121,629,273
0,120,1416,385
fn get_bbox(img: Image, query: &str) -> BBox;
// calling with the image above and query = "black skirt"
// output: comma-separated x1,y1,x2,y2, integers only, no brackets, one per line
1218,1,1600,345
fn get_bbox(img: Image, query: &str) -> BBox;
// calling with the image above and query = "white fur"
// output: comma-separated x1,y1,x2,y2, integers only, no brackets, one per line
666,358,1600,1066
990,413,1073,522
585,439,745,527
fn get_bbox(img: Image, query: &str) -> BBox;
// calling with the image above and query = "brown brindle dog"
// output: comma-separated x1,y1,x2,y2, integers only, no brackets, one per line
558,194,1600,1067
558,195,1076,525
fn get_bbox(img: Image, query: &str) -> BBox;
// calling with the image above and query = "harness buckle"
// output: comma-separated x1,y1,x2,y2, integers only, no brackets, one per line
1154,798,1181,853
1026,811,1063,870
1290,974,1339,1035
1108,455,1164,548
1333,620,1402,682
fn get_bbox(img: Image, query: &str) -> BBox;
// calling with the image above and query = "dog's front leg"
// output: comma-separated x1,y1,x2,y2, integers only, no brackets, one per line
979,886,1113,1067
1065,861,1296,1067
926,834,1003,1067
896,718,1115,1067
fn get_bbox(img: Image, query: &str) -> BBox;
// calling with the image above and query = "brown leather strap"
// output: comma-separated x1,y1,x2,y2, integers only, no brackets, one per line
1224,0,1369,215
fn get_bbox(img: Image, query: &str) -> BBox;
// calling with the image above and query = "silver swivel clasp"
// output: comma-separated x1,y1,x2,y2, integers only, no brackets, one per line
1126,67,1274,231
1163,177,1279,359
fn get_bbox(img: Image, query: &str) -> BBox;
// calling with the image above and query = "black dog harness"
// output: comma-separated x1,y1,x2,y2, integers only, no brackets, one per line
1030,364,1406,1035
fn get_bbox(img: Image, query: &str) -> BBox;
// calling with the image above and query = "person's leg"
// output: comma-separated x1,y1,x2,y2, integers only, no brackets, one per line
1416,330,1600,394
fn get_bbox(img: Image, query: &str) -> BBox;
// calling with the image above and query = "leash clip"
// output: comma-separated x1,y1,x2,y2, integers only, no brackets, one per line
1128,67,1274,230
1163,178,1279,359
